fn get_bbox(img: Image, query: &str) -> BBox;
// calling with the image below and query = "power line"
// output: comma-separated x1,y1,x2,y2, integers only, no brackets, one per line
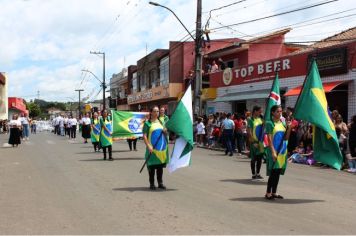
210,0,338,31
218,9,356,40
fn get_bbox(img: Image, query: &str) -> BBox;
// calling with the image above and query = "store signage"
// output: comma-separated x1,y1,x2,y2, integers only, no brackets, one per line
127,90,153,104
127,85,170,104
308,47,347,76
234,59,291,80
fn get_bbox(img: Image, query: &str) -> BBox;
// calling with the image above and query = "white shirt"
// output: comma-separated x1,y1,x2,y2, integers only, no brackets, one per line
81,117,91,125
69,118,78,126
9,119,21,127
197,122,206,135
20,117,29,125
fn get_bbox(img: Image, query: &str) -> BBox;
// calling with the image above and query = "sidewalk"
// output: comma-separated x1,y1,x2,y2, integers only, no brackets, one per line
195,143,356,175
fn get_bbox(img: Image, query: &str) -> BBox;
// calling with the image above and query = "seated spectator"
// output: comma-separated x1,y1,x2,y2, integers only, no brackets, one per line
289,141,306,164
305,144,315,165
289,142,315,165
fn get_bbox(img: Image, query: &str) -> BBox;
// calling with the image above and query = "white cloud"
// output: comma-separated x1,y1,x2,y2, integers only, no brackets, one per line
0,0,354,101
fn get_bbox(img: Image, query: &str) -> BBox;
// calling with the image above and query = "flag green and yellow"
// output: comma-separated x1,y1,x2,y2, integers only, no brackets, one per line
294,60,343,170
166,84,194,173
112,111,148,139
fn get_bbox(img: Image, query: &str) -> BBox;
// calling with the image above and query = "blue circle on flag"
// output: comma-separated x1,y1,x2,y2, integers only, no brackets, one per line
273,131,286,153
255,124,263,141
151,129,166,151
128,118,140,132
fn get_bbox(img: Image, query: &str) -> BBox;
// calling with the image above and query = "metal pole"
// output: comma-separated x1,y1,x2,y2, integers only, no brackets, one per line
194,0,202,115
90,51,106,110
75,89,84,116
103,52,106,110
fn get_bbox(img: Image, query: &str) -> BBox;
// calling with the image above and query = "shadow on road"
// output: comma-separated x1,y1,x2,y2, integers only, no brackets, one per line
112,150,132,153
230,197,325,204
79,157,143,161
112,187,178,192
221,179,266,185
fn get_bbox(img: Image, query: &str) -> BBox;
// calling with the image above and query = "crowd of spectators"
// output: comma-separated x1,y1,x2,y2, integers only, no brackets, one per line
193,108,356,172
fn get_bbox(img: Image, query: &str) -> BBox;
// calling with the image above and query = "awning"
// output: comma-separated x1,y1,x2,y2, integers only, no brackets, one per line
214,90,270,102
284,81,346,97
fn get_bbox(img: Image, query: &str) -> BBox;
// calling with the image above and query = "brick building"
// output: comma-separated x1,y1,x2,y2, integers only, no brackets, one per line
208,27,356,122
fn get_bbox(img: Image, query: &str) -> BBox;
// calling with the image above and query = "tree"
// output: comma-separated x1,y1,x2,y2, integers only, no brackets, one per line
27,102,41,118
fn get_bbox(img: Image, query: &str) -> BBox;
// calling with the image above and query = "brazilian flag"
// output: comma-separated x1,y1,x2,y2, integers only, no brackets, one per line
112,111,148,139
294,60,343,170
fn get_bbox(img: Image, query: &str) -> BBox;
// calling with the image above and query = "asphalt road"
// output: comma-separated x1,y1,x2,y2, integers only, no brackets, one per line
0,132,355,234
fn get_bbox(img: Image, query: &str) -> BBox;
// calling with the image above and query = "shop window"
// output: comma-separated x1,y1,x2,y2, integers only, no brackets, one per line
160,56,169,86
227,60,234,68
132,72,137,93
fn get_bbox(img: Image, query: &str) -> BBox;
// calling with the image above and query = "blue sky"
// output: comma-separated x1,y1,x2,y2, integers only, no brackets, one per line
1,0,355,102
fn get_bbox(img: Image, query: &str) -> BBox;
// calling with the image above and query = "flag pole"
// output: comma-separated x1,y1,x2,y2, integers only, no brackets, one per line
139,79,194,173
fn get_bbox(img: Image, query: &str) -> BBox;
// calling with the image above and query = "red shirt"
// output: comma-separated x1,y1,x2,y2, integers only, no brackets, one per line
234,119,243,131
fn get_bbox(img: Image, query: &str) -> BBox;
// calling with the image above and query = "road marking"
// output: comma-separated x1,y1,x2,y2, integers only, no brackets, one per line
46,140,56,145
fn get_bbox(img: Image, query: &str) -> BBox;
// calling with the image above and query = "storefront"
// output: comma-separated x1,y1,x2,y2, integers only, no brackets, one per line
127,83,182,114
8,97,29,119
209,40,356,121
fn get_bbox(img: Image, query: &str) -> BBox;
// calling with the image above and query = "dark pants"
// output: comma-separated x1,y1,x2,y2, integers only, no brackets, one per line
266,168,282,194
223,129,233,155
71,125,76,139
251,154,263,175
236,131,245,153
148,166,163,186
128,139,137,150
102,145,112,159
93,142,99,151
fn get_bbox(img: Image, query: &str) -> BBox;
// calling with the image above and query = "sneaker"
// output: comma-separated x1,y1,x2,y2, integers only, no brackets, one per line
351,168,356,173
252,175,257,179
256,174,264,179
150,185,156,190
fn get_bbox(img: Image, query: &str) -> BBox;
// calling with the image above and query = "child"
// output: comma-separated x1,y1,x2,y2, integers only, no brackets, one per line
304,144,315,165
289,141,306,164
196,117,206,147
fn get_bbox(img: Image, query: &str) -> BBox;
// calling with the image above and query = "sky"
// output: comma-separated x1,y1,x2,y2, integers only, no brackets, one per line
1,0,355,102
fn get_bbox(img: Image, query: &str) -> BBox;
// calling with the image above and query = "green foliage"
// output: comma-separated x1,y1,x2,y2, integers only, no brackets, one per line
27,102,41,118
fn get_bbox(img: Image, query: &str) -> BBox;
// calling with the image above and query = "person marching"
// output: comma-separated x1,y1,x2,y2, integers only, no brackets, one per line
247,106,265,179
90,112,101,152
81,113,91,143
143,105,169,190
159,106,170,142
8,114,22,147
159,106,169,126
100,110,113,161
265,105,294,200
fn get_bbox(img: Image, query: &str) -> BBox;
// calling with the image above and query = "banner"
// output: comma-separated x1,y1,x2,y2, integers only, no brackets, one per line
112,111,149,139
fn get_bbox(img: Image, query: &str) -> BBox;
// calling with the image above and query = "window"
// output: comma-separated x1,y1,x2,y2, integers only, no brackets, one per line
160,56,169,86
132,72,137,93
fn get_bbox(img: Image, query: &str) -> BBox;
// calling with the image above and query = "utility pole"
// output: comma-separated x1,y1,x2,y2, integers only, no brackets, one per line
90,51,106,110
194,0,203,115
75,89,84,116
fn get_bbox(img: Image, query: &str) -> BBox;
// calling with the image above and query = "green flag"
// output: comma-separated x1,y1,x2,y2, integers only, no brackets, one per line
166,84,194,173
264,73,281,123
294,60,343,170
